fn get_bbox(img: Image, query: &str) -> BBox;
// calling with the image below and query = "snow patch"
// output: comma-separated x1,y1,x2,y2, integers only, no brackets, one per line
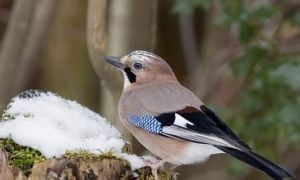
0,90,154,170
119,154,157,170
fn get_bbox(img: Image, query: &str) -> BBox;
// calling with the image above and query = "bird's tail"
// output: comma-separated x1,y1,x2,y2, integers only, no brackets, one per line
216,146,295,179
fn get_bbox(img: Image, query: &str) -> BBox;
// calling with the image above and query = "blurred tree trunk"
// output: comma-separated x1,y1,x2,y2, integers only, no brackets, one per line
87,0,122,125
13,0,58,92
107,0,157,55
87,0,157,138
36,0,99,110
156,0,190,82
0,0,58,111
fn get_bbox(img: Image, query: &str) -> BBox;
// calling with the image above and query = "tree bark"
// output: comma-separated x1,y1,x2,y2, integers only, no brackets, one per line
30,158,132,180
0,149,175,180
0,149,26,180
0,149,132,180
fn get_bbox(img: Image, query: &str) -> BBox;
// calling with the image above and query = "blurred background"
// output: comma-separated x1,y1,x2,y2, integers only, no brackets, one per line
0,0,299,179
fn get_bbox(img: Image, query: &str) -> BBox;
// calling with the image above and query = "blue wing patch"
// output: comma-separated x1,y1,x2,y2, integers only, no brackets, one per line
128,114,162,134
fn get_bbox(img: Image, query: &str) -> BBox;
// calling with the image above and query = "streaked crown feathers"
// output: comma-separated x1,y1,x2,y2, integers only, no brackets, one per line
127,50,163,63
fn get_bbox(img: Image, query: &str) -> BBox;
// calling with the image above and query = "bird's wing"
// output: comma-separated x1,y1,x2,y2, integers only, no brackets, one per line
128,105,251,151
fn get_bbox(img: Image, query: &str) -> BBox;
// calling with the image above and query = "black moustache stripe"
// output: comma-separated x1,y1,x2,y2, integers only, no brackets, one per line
124,67,136,83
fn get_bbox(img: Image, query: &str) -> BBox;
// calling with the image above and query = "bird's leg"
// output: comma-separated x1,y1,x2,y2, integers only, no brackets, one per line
151,168,159,180
150,161,162,180
150,159,169,180
141,158,169,180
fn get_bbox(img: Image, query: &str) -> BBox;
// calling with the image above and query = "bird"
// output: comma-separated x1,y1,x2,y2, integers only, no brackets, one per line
105,50,294,180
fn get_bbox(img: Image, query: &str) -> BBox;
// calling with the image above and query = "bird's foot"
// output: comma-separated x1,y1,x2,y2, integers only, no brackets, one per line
140,156,154,167
141,158,169,180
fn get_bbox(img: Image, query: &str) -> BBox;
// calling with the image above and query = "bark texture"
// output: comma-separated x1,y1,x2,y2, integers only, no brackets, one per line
0,149,175,180
0,149,26,180
0,148,132,180
30,158,132,180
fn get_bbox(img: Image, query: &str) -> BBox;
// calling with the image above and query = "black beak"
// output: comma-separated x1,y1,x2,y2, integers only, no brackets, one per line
105,56,125,69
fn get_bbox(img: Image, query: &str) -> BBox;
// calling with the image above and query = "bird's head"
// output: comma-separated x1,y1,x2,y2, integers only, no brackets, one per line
106,50,176,88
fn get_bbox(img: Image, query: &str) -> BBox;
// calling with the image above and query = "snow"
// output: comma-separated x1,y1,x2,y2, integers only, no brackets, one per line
118,154,157,170
0,90,154,170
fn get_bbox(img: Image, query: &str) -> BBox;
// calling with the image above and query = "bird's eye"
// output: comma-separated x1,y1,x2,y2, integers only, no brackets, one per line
133,62,143,70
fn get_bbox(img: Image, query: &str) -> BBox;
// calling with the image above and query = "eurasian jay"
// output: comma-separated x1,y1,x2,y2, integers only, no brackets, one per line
105,50,294,180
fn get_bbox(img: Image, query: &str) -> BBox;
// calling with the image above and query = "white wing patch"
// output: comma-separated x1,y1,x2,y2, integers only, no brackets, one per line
174,113,193,127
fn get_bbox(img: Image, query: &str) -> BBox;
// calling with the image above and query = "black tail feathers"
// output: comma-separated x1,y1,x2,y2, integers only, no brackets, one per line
216,146,295,180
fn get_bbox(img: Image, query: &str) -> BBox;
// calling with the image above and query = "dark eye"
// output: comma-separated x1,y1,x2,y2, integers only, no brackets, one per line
133,62,143,70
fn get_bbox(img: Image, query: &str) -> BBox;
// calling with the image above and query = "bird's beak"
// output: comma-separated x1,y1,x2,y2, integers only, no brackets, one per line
105,56,125,69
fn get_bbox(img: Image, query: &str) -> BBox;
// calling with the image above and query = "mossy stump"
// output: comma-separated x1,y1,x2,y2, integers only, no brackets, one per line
0,148,176,180
30,158,132,180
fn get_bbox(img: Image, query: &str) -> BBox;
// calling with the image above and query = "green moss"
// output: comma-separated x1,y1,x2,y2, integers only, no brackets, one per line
158,169,172,180
134,167,152,180
0,139,173,179
134,166,172,180
65,150,172,179
121,143,132,153
64,149,119,161
0,138,46,176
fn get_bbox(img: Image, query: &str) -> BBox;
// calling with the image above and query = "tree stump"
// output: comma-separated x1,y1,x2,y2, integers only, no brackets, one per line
30,158,132,180
0,149,26,180
0,149,175,180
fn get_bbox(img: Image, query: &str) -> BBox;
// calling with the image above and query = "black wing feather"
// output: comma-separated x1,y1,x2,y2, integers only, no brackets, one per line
216,146,295,179
154,105,294,179
158,105,251,150
199,105,251,150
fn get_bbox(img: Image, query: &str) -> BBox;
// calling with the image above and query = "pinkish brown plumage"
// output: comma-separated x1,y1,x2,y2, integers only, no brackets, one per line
106,50,294,180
